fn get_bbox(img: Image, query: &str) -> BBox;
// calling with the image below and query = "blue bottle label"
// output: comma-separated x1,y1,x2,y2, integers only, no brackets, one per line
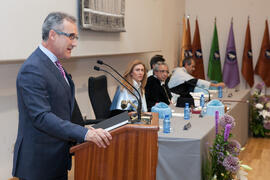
184,105,190,120
163,115,170,133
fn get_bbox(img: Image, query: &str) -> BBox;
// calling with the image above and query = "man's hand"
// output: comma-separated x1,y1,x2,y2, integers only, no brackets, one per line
211,82,226,88
216,82,226,88
85,127,112,148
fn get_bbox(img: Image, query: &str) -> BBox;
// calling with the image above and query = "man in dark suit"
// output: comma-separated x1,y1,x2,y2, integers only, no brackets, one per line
12,12,112,180
145,62,172,111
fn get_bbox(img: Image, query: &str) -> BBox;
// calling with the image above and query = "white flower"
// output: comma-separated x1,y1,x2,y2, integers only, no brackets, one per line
259,110,270,119
255,103,264,110
211,175,217,180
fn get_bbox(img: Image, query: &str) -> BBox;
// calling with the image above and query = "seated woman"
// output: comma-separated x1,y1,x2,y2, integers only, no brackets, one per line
110,60,148,114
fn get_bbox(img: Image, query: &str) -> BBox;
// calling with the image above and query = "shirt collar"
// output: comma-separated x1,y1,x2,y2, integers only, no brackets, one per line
39,44,58,63
132,79,141,90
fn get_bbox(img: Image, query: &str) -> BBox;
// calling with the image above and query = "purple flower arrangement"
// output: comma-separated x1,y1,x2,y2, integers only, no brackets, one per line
226,140,241,156
250,82,270,137
219,114,235,129
224,124,231,142
255,81,264,91
205,112,250,180
222,155,240,173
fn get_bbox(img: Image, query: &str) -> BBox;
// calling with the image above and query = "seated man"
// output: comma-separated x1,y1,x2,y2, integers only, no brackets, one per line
147,54,166,77
168,57,225,107
145,62,172,111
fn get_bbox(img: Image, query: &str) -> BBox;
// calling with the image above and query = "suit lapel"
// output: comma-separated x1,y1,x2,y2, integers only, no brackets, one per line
35,48,73,107
66,73,75,116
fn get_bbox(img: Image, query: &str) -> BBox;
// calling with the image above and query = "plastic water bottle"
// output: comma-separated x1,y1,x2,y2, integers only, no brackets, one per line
200,94,205,107
184,103,190,120
163,114,171,133
218,86,223,98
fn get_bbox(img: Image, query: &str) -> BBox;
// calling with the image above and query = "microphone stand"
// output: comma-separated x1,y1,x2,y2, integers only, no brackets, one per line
97,60,142,121
94,66,142,123
185,81,211,102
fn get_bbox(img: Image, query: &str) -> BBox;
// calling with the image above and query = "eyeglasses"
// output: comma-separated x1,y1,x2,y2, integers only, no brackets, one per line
53,29,79,40
158,70,169,74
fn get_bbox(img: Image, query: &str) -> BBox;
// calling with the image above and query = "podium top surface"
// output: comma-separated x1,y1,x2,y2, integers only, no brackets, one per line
70,113,159,153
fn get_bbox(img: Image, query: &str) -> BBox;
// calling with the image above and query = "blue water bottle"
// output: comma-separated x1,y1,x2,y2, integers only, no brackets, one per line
218,86,223,98
163,114,171,133
184,103,190,120
200,94,205,107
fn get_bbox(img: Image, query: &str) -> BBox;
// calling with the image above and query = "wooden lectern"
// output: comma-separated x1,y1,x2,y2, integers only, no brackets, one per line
70,113,159,180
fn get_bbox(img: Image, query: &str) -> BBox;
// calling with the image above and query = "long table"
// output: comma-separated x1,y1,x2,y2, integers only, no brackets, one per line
156,89,250,180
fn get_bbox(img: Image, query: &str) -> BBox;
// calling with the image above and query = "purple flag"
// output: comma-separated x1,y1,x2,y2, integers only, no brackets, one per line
223,22,240,88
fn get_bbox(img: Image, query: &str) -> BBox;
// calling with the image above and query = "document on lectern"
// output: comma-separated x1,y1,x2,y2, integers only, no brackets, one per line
92,111,130,131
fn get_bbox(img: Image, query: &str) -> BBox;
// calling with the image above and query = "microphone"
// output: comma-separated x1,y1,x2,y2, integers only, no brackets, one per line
94,66,142,120
185,80,211,102
121,100,138,110
96,60,142,121
97,60,104,65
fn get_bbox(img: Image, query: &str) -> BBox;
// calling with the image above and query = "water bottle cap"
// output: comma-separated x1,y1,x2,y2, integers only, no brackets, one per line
185,103,189,106
201,94,204,97
165,114,170,118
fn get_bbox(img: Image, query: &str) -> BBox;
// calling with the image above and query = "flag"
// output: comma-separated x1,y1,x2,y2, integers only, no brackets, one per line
179,16,192,66
223,21,240,88
179,16,186,66
186,17,192,53
208,21,222,82
255,20,270,87
241,19,254,87
192,18,205,79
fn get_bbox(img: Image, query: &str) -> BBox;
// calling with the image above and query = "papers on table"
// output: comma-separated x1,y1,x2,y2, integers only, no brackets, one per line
172,113,184,117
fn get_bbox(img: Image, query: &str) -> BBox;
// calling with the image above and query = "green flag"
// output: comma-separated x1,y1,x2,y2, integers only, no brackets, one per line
208,22,222,82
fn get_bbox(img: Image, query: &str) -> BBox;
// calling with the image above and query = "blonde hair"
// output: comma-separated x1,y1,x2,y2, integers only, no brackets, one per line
121,60,147,94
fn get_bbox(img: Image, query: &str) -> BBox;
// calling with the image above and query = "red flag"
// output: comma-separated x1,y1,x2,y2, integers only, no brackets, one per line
255,20,270,87
241,19,254,87
192,18,205,79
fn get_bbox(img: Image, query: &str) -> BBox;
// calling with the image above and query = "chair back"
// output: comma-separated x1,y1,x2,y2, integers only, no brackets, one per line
88,75,112,119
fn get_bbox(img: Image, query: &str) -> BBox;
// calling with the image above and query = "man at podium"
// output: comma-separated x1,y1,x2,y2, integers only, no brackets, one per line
12,12,112,180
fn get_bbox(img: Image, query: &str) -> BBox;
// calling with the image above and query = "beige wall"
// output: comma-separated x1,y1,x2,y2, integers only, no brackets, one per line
0,0,184,179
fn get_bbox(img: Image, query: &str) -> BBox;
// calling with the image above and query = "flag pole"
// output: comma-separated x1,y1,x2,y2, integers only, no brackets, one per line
245,16,249,90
